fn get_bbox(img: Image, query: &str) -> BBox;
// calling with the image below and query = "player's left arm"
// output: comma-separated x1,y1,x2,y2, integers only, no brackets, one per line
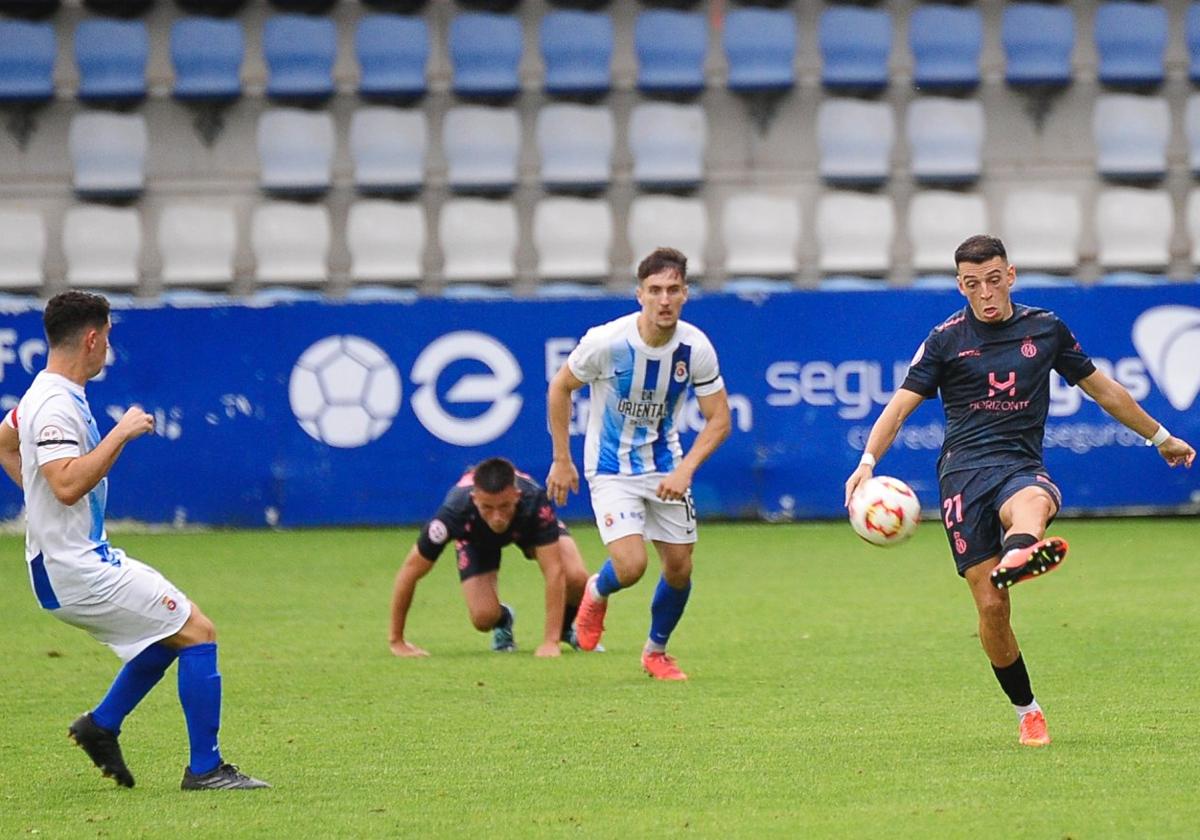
1078,369,1195,468
658,388,732,501
530,541,566,658
0,412,21,488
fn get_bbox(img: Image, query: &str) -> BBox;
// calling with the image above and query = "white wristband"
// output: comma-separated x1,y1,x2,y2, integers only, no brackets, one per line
859,452,877,468
1146,425,1170,447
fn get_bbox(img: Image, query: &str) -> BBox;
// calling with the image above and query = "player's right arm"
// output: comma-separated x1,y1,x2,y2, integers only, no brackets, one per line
843,388,926,507
0,411,20,488
39,406,154,507
546,363,585,506
389,544,436,657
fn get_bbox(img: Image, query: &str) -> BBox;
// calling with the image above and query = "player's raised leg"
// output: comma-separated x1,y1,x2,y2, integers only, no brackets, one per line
992,485,1066,590
575,534,648,651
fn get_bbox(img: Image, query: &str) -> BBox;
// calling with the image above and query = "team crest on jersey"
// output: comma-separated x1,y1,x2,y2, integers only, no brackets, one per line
673,360,688,383
428,519,448,544
603,513,614,528
1021,338,1038,358
36,425,65,445
953,530,968,555
161,596,178,612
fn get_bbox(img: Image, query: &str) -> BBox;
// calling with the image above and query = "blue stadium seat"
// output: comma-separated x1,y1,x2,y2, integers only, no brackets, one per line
819,7,890,92
257,109,336,195
629,102,706,190
817,98,894,186
263,14,336,101
1189,4,1200,83
635,10,707,96
907,98,984,184
540,11,613,97
0,20,55,103
449,13,522,99
723,8,795,93
356,14,429,100
1094,94,1169,181
75,19,149,103
349,107,426,194
1095,2,1167,88
908,4,982,91
1002,3,1074,88
171,17,244,101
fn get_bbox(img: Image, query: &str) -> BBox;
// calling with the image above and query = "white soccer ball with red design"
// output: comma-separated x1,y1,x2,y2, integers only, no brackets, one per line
849,476,921,547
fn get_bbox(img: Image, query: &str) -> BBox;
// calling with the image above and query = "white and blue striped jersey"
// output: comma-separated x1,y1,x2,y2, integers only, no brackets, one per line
567,313,724,479
9,371,117,608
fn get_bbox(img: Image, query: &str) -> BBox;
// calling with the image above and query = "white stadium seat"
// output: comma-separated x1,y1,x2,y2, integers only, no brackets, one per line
0,207,46,288
627,195,707,276
69,111,147,197
346,200,425,283
443,106,520,193
722,193,801,276
1094,94,1169,180
1188,188,1200,266
816,192,894,274
629,102,706,189
257,108,335,194
439,198,517,282
1002,190,1082,272
251,201,330,284
63,204,142,287
158,204,238,286
349,107,426,193
537,104,614,191
817,99,893,185
907,98,984,183
533,197,612,281
908,191,987,272
1095,188,1173,270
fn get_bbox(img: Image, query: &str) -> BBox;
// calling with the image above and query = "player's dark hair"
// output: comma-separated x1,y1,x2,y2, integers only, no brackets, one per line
636,247,688,284
43,291,110,348
473,457,517,493
954,235,1007,268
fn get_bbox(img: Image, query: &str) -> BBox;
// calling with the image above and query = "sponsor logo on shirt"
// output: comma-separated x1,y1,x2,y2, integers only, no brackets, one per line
616,399,667,421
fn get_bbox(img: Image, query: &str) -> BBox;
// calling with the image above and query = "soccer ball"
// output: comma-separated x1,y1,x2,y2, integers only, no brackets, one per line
848,476,921,547
288,335,402,448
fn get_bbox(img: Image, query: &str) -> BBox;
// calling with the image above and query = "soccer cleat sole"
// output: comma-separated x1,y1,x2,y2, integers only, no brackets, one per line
991,538,1069,590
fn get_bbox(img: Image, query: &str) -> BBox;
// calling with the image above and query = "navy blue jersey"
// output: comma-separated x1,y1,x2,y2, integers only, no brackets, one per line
416,471,561,561
901,304,1096,477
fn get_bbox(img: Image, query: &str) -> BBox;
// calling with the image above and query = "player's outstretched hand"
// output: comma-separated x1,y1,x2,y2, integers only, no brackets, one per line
1158,437,1196,469
535,641,562,658
390,639,429,658
115,406,155,442
844,464,874,508
546,459,579,507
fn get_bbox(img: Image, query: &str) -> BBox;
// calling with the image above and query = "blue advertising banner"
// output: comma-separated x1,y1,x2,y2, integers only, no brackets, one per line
1,286,1198,526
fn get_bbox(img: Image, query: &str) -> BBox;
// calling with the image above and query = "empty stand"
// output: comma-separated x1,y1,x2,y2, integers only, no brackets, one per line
1184,94,1200,174
908,4,982,91
257,108,335,195
627,195,707,276
356,14,429,101
908,192,987,272
449,12,522,99
907,98,984,184
443,106,520,192
540,10,613,97
158,204,238,286
1002,3,1075,88
1002,190,1082,273
1095,188,1173,270
635,10,706,96
0,20,55,103
1189,3,1200,84
74,18,148,103
816,193,894,275
263,14,336,101
1187,188,1200,265
251,201,330,284
69,110,147,198
1094,2,1167,88
1093,94,1169,181
817,98,893,186
346,200,425,283
63,204,142,287
722,194,800,277
723,7,795,93
0,207,45,288
536,103,613,191
819,6,890,92
439,198,518,282
170,17,243,101
533,197,612,280
349,107,426,194
629,102,706,190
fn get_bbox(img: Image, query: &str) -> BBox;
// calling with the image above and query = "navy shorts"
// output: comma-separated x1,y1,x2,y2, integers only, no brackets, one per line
454,522,569,581
938,466,1062,576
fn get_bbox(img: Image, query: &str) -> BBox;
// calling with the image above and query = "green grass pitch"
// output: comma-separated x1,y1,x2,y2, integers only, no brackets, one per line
2,519,1198,838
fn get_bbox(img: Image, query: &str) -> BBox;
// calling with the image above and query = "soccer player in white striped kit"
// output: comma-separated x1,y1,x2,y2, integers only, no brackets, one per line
547,247,732,680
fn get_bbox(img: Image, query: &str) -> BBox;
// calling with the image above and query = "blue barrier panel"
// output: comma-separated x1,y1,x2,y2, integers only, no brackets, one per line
2,287,1198,525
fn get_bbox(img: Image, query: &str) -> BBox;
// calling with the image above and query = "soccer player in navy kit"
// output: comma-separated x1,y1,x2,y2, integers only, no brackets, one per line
389,457,592,658
844,236,1195,747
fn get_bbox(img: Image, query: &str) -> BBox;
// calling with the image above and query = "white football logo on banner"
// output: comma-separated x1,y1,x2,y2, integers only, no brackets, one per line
289,336,403,448
1131,306,1200,411
410,331,523,446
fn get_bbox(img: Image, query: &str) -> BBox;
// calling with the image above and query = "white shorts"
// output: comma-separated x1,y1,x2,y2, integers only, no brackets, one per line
587,473,698,546
51,556,192,662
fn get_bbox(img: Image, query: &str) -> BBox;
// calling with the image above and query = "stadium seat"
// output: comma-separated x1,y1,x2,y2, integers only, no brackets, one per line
170,17,244,101
819,7,891,92
533,197,612,281
536,104,613,191
816,192,894,275
263,14,336,101
62,204,142,288
1002,190,1082,272
0,0,59,18
441,283,515,300
158,204,238,286
0,207,45,288
449,13,522,99
349,107,426,194
74,18,148,103
1095,188,1173,270
251,201,330,285
629,102,706,190
1093,94,1169,180
344,285,420,304
910,275,959,291
1187,188,1200,265
635,10,707,96
1094,2,1167,88
257,108,335,195
722,194,800,277
908,4,982,91
68,111,147,198
817,276,887,292
908,192,987,272
1098,272,1168,287
1002,3,1075,88
627,196,707,276
1185,94,1200,174
443,106,520,193
540,11,613,97
439,198,518,282
722,277,794,296
907,98,984,184
85,0,152,15
346,200,425,283
176,0,249,15
1189,4,1200,83
723,8,796,93
534,282,611,300
356,14,429,101
0,20,55,103
817,98,894,186
1013,273,1075,289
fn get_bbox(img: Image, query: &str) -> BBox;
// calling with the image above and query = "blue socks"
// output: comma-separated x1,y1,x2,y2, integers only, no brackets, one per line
177,642,223,776
91,642,178,734
648,576,692,648
595,559,623,597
